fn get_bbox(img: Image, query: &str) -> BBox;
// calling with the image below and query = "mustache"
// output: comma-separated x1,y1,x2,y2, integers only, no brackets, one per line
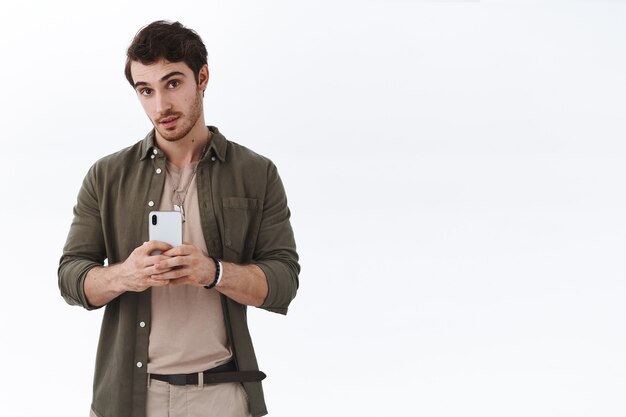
156,111,182,123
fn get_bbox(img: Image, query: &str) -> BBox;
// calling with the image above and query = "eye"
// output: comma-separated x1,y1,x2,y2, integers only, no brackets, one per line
168,80,180,88
139,88,153,96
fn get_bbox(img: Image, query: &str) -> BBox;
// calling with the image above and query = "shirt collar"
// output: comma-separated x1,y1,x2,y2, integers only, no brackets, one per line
139,125,227,162
139,130,157,161
207,126,227,162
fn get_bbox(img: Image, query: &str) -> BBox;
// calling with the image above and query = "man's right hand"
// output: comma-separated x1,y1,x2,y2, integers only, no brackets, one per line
84,240,175,307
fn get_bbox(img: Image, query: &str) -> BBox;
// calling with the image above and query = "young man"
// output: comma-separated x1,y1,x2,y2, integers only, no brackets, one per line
58,21,300,417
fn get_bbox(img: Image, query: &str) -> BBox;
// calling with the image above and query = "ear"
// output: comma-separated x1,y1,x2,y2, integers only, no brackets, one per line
198,64,209,92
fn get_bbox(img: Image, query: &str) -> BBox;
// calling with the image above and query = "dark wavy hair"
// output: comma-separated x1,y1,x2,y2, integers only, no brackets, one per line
124,20,208,86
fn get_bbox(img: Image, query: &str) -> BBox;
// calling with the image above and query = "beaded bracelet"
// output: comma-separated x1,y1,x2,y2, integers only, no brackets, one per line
204,257,222,289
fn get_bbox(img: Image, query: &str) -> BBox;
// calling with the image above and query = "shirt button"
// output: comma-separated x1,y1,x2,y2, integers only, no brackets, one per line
148,201,154,207
211,156,216,162
156,168,162,174
153,149,158,155
137,362,143,368
151,155,155,160
139,321,146,328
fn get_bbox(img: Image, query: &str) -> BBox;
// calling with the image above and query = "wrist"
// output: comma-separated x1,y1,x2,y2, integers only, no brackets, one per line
114,262,132,293
204,257,222,289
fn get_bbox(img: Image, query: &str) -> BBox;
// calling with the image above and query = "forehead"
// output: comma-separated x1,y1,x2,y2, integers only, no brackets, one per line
130,59,193,85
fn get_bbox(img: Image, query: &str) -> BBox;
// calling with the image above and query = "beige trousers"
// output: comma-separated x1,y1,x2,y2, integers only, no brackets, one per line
146,378,251,417
89,379,252,417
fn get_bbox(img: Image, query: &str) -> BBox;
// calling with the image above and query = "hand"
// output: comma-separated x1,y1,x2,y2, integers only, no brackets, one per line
117,240,176,292
150,244,216,287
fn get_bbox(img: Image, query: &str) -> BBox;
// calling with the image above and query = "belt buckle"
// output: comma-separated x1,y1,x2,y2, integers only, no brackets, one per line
169,374,188,386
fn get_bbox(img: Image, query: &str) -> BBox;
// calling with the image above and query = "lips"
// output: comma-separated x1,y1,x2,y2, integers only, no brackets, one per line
158,115,180,129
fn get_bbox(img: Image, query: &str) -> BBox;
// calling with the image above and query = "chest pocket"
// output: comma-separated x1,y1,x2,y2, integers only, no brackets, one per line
222,197,263,261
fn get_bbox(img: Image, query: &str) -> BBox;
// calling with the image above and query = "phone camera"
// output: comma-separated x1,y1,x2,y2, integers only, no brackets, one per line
151,214,157,225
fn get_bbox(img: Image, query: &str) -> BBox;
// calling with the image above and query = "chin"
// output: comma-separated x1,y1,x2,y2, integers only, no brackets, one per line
161,133,185,142
156,126,188,142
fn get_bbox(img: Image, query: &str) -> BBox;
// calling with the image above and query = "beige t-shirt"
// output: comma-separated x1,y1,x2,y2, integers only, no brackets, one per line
147,160,232,374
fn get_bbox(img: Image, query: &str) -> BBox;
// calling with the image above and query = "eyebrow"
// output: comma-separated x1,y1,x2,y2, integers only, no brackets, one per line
133,71,186,89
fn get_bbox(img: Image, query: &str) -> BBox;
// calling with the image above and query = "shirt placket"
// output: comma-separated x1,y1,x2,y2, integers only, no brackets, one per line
133,146,167,417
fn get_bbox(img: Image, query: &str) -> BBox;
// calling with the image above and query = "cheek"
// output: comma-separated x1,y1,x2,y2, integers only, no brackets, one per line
182,86,200,104
140,100,157,117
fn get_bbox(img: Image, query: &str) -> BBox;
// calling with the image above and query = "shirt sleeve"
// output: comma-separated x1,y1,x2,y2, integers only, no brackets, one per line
58,164,106,310
253,162,300,315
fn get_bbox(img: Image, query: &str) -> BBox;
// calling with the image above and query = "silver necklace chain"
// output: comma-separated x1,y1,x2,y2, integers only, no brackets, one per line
171,142,208,222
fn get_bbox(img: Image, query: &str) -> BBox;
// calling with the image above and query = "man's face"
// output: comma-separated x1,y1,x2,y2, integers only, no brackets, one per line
130,59,208,142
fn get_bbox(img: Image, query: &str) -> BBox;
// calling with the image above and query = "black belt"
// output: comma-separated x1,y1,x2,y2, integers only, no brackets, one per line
150,362,266,386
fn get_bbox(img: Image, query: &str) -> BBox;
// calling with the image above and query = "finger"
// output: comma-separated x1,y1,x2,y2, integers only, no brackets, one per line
145,254,172,268
151,267,188,281
163,244,193,257
146,276,170,287
143,240,174,255
144,265,175,276
154,255,188,270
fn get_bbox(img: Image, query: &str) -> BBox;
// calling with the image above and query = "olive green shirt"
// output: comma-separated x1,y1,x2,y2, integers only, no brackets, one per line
58,126,300,417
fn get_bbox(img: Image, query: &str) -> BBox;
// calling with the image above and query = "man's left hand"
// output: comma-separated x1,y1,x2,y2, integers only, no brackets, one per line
151,244,216,287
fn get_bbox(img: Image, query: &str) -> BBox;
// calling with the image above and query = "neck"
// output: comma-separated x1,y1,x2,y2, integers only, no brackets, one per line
156,122,211,168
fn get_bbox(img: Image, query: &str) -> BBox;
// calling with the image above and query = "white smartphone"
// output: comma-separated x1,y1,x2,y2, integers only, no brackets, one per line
148,211,182,255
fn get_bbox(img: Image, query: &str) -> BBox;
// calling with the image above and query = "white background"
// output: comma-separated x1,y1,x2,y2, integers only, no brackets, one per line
1,1,625,416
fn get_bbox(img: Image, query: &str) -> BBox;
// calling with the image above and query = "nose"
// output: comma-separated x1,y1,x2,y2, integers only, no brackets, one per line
155,91,172,114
